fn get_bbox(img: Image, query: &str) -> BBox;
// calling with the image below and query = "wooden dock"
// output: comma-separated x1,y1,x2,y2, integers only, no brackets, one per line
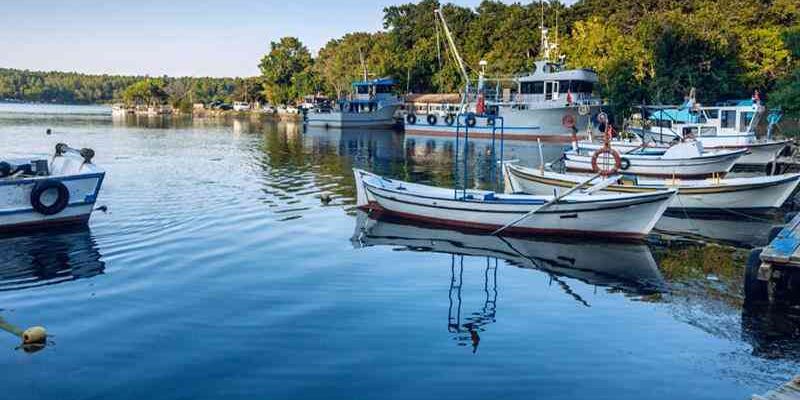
753,376,800,400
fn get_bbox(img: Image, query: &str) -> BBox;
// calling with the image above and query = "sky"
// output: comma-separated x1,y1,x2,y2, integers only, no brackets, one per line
0,0,576,78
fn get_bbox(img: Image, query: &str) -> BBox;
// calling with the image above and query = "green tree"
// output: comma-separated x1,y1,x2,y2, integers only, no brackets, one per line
769,26,800,118
258,37,314,104
122,78,168,105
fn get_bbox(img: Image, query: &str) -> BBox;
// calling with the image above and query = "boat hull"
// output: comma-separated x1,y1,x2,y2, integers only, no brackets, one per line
505,164,800,211
305,105,400,129
404,105,601,142
0,173,104,233
354,169,674,240
563,148,744,178
634,129,790,165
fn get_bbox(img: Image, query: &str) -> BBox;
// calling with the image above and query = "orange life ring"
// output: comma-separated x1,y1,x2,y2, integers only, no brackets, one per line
591,147,622,175
562,114,576,129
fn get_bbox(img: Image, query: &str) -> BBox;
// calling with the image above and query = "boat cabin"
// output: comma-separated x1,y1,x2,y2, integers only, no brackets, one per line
338,78,399,113
514,61,599,105
648,99,765,140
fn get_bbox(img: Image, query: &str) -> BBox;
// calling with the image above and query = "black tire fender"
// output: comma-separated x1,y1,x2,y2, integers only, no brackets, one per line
427,114,437,125
30,180,70,216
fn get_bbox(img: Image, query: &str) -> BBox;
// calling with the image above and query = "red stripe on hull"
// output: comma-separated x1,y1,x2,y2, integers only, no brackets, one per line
404,129,575,143
0,214,90,234
359,202,647,241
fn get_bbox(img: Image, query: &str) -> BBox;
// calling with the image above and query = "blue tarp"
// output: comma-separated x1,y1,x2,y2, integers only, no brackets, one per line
352,78,396,87
648,108,700,123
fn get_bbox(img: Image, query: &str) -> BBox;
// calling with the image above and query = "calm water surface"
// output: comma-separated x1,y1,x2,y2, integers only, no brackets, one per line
0,103,798,399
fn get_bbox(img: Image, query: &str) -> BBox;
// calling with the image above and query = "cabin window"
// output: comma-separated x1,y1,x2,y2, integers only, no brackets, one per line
558,81,570,93
705,109,719,119
683,127,699,137
739,112,755,132
721,110,736,129
375,85,393,94
569,81,594,93
699,127,717,137
545,82,554,100
520,81,544,94
356,86,369,94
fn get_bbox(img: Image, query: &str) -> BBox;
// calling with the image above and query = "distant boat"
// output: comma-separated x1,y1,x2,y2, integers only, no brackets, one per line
0,143,104,232
232,101,250,112
111,103,132,116
404,11,602,142
631,96,791,166
305,78,403,129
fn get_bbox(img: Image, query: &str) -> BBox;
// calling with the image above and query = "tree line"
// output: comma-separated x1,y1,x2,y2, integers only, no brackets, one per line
0,68,263,110
258,0,800,119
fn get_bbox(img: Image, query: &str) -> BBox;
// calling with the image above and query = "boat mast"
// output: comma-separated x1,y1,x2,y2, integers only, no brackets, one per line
434,8,470,90
358,47,368,82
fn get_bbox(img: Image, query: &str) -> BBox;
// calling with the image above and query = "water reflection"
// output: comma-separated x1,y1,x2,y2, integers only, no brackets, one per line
352,211,668,351
655,211,783,247
0,226,105,292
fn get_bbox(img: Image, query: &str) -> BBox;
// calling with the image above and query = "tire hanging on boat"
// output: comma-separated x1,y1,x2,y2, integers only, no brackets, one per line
486,116,496,126
444,114,455,126
30,180,70,216
427,114,437,125
619,157,631,171
465,114,477,128
406,114,417,125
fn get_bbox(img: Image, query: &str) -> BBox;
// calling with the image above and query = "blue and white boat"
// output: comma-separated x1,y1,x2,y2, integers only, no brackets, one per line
304,78,403,129
0,144,104,232
631,97,791,165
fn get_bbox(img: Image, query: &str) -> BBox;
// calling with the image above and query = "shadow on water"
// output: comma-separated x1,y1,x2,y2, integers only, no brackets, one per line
0,225,105,292
352,211,668,352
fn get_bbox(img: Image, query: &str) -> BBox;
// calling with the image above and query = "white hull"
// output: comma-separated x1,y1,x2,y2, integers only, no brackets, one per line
505,164,800,211
404,105,601,142
305,105,400,128
354,169,674,239
635,129,790,165
1,151,104,232
564,146,745,178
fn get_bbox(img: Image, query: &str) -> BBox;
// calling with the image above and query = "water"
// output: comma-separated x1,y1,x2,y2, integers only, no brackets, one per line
0,104,798,399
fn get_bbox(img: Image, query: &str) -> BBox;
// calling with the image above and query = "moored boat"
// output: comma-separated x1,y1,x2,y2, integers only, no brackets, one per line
354,168,675,239
504,163,800,212
305,78,402,129
0,143,104,232
633,97,791,165
563,140,745,178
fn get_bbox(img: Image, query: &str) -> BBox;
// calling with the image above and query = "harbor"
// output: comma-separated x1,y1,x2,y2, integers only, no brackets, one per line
3,0,800,399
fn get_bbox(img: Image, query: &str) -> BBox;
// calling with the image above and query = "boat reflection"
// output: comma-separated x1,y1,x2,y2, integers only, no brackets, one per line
352,211,667,351
0,226,105,292
655,211,783,247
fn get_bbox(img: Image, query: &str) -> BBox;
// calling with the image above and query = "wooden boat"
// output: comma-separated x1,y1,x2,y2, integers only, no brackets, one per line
352,211,666,293
0,144,104,232
354,169,675,239
504,163,800,212
563,140,746,178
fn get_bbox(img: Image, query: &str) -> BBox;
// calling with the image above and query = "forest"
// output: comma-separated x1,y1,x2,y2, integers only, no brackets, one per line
2,0,799,121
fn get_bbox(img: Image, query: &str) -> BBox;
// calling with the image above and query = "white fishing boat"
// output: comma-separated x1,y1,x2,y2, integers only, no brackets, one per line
354,169,675,239
0,144,104,232
563,140,745,178
504,163,800,212
633,96,791,166
305,78,402,129
232,101,250,112
403,8,602,143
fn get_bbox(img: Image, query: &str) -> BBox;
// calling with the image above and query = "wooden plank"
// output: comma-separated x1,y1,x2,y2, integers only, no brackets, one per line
752,375,800,400
761,214,800,265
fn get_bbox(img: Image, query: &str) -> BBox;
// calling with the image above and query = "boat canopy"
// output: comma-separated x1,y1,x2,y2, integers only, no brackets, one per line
649,108,701,123
516,61,599,83
352,78,396,87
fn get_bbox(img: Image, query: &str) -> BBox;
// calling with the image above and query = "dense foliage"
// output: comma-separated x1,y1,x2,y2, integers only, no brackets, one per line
262,0,800,120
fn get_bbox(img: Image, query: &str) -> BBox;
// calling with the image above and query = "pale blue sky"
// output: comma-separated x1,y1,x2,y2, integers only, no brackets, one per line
1,0,576,77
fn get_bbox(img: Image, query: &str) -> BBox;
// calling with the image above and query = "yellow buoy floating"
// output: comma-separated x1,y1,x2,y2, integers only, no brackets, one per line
22,326,47,345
